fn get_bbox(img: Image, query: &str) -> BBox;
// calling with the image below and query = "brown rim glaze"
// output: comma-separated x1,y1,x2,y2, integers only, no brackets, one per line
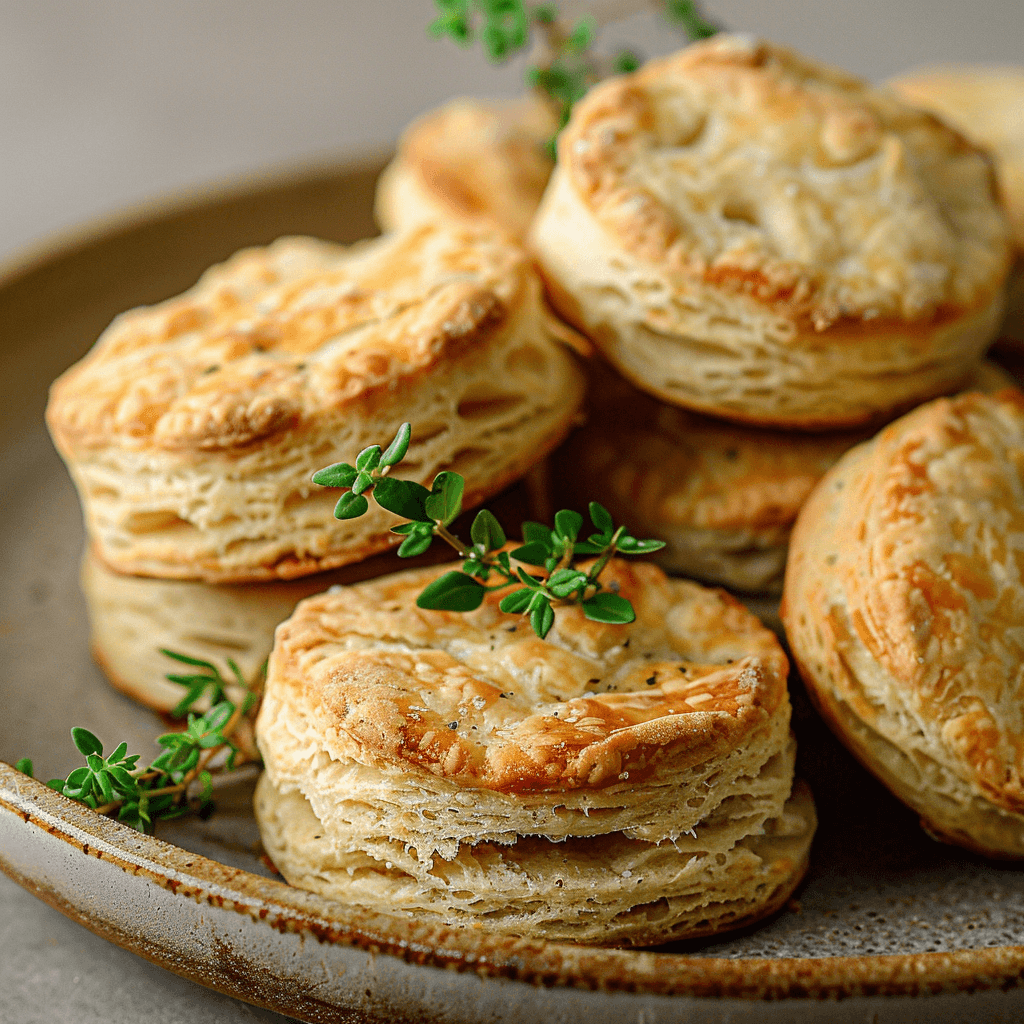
3,763,1024,1006
5,760,1024,1011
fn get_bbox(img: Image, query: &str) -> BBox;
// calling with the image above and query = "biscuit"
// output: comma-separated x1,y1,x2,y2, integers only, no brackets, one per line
555,359,1015,594
255,557,815,944
890,66,1024,346
47,224,585,583
375,96,557,239
530,36,1013,429
80,546,404,713
890,67,1024,249
782,388,1024,857
80,480,543,712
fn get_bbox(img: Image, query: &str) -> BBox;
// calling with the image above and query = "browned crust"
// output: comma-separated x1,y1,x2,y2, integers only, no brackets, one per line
790,632,1024,861
46,225,533,455
378,96,558,238
270,558,789,794
557,36,1012,331
783,388,1024,854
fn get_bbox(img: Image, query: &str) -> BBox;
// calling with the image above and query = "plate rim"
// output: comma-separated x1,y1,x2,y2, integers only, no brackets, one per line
3,764,1024,1004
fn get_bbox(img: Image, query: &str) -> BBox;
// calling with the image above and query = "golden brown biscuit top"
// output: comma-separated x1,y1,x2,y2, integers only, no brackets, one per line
47,224,533,453
392,96,557,237
559,35,1012,328
890,66,1024,249
837,389,1024,810
269,559,788,794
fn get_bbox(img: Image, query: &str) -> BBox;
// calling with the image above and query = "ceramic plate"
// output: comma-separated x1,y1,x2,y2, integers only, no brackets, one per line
3,159,1024,1024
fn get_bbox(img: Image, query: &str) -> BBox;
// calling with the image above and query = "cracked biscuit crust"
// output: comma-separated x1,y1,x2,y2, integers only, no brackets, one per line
265,558,787,793
783,388,1024,857
46,224,585,581
531,35,1012,428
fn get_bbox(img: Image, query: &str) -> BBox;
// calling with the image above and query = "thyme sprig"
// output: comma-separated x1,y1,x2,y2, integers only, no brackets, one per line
19,652,262,832
429,0,719,151
312,423,665,639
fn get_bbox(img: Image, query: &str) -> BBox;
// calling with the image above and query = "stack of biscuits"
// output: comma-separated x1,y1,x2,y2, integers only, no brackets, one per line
255,559,814,945
45,29,1024,946
377,37,1016,602
253,34,1021,939
368,35,1022,884
47,224,586,711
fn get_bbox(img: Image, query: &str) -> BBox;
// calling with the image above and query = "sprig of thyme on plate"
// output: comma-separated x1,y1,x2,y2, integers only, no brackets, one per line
312,422,665,639
429,0,719,150
18,652,262,832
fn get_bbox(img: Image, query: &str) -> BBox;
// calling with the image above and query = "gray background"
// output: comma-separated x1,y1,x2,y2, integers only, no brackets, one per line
0,2,1021,1022
2,0,1022,270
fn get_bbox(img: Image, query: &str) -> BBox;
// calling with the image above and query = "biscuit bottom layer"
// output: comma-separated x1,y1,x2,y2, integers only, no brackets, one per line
254,767,815,947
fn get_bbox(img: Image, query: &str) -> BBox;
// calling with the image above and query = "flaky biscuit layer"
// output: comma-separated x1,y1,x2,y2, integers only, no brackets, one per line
375,95,556,239
255,557,807,943
257,559,792,855
556,360,1015,594
783,389,1024,857
531,36,1012,428
255,770,815,947
47,225,585,581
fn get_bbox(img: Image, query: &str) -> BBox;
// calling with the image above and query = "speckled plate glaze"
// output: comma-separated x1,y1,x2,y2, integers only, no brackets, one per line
3,159,1024,1024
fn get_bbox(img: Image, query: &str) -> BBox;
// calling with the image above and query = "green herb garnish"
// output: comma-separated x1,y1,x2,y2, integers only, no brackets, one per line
23,651,262,832
312,423,665,639
429,0,719,153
